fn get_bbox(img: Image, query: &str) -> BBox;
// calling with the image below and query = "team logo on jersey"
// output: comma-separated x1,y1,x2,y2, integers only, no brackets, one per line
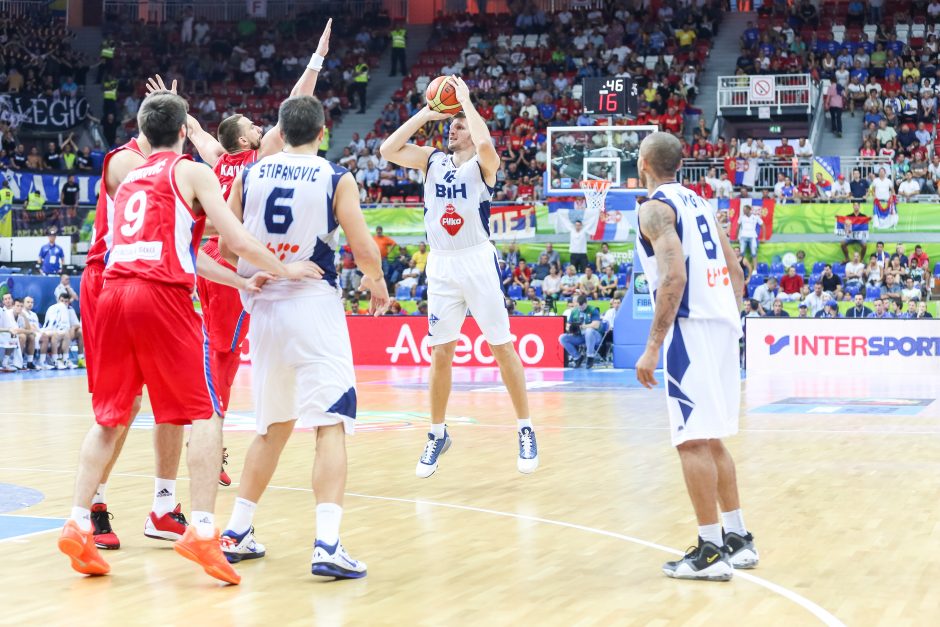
429,314,440,327
440,203,464,236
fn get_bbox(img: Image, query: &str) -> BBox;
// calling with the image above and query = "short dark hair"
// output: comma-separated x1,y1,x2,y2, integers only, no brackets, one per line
577,294,588,305
640,132,683,178
138,91,188,149
13,298,22,305
58,292,70,300
217,114,246,153
278,96,324,147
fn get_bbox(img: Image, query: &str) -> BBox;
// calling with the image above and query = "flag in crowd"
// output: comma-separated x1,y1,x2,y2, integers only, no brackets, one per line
489,204,537,240
714,197,776,241
834,214,870,240
872,196,899,229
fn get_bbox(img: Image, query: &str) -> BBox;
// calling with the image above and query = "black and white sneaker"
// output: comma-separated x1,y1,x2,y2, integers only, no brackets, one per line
662,538,733,581
723,531,759,569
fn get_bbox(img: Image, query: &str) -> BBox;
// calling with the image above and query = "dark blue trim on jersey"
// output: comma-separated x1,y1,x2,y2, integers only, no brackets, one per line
479,200,491,236
325,162,348,233
476,160,496,195
201,324,223,417
241,162,255,214
426,149,442,174
230,310,247,353
650,191,683,243
492,252,501,282
677,258,691,318
310,238,338,287
327,387,357,419
665,320,694,424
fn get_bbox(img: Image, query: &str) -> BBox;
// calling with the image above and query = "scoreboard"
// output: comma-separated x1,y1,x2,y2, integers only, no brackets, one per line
582,77,640,118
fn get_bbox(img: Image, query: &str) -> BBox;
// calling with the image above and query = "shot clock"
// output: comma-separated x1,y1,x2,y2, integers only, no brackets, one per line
582,77,640,118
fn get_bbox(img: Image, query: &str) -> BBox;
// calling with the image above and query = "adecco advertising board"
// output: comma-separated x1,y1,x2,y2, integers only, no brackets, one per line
745,318,940,375
345,315,566,367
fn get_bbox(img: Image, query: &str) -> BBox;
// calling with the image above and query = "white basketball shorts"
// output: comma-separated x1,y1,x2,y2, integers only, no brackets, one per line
425,241,512,347
662,318,741,447
247,293,356,435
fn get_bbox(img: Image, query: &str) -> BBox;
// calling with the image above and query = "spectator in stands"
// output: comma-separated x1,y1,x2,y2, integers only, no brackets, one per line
814,173,832,199
774,137,794,158
372,225,396,278
845,293,872,319
497,259,512,295
803,282,827,317
883,272,903,297
796,176,818,202
737,204,762,262
897,171,921,200
840,202,869,261
849,169,869,200
559,295,602,369
820,264,842,293
830,174,851,201
398,259,421,297
61,174,79,214
530,253,551,289
339,246,360,299
795,302,808,318
512,259,532,291
54,273,78,302
911,301,933,319
753,276,779,312
560,264,579,300
75,147,93,172
38,230,64,275
568,220,588,272
908,256,927,288
779,266,804,301
599,266,619,299
901,277,922,303
795,137,813,157
815,300,841,318
542,264,561,304
867,298,891,319
864,253,883,288
503,242,520,268
911,244,930,269
741,297,762,321
763,299,788,318
578,266,600,299
594,243,615,274
844,252,866,291
869,168,894,204
411,242,428,277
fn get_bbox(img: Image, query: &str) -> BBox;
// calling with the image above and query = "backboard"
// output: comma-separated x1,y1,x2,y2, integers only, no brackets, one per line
544,125,658,195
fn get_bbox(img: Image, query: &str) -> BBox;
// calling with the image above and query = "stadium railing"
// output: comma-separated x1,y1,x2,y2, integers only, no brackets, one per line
717,74,813,117
678,156,893,191
102,0,407,22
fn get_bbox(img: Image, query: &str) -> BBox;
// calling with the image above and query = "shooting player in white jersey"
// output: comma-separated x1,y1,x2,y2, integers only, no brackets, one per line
634,132,758,581
220,96,390,578
380,76,539,478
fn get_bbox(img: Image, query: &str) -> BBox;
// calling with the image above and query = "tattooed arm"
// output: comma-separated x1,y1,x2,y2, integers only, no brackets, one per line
635,199,686,389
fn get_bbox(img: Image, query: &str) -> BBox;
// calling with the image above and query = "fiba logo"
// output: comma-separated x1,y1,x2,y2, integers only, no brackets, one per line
764,335,790,355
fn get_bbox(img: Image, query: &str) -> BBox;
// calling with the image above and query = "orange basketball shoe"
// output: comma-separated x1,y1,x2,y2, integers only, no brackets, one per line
58,520,110,575
174,526,241,585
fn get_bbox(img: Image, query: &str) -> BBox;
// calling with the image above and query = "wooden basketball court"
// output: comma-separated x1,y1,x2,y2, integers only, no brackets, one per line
2,365,936,625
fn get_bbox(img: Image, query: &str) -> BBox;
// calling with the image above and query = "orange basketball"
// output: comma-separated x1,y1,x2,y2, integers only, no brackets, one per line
425,76,462,114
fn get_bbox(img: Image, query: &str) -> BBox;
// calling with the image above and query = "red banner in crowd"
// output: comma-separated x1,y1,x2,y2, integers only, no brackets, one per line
725,197,775,242
345,315,566,367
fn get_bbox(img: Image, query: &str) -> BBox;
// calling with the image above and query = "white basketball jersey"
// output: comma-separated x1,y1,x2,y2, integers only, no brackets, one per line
423,150,492,251
237,151,345,309
635,182,740,331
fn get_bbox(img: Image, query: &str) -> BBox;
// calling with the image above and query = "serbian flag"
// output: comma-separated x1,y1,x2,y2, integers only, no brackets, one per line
591,193,638,241
834,214,870,239
720,197,775,241
872,196,899,229
724,156,757,186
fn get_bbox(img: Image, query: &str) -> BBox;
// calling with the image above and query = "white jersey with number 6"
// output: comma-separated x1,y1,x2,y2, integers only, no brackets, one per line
238,151,347,309
635,182,741,332
423,150,493,251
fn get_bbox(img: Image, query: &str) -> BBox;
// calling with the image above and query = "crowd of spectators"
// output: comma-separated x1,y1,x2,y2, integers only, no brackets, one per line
0,10,90,96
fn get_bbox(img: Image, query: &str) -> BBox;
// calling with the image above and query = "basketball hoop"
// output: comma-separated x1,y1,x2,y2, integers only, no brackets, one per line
580,179,613,214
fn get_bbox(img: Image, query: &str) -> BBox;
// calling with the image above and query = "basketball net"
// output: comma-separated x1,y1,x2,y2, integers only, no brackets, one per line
580,179,613,215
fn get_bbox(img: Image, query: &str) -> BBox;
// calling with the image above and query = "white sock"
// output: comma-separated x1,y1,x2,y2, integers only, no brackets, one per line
721,509,747,536
152,478,176,516
316,503,343,546
430,423,445,439
698,523,723,547
192,511,215,538
226,497,257,535
517,418,533,431
92,483,107,505
71,506,91,532
26,354,33,364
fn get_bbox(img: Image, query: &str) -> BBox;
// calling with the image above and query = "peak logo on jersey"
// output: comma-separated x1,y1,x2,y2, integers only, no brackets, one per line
706,266,730,288
266,242,300,261
440,203,464,236
765,334,790,355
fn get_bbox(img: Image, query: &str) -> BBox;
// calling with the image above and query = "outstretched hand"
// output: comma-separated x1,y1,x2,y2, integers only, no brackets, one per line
449,75,470,105
146,74,177,96
316,18,333,58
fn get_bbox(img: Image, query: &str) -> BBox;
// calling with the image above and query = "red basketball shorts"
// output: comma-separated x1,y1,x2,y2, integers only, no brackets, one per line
92,279,222,427
80,263,104,394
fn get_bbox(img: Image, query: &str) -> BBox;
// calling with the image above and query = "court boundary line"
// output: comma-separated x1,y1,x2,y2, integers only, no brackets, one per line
0,465,844,626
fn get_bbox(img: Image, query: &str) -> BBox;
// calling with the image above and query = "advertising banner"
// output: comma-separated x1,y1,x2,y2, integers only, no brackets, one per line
745,317,940,376
346,315,566,367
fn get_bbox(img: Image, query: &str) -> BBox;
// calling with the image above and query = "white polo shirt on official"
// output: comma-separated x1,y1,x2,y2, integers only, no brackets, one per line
738,213,762,239
569,228,588,254
422,149,510,347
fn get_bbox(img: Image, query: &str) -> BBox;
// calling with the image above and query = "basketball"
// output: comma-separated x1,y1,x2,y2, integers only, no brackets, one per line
425,76,462,114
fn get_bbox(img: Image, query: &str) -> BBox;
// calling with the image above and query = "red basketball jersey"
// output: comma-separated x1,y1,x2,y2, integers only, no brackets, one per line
213,149,257,200
104,151,206,289
86,138,145,268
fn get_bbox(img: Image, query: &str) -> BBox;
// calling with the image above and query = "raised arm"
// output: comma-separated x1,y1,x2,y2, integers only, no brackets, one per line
333,172,390,315
635,199,687,388
259,19,332,158
450,75,499,182
187,114,225,167
380,106,448,171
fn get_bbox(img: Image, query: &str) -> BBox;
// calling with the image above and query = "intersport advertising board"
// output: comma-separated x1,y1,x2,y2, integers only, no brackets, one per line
745,318,940,375
346,316,566,367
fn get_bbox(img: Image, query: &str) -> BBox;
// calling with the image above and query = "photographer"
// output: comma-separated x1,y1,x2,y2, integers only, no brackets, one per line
558,295,602,369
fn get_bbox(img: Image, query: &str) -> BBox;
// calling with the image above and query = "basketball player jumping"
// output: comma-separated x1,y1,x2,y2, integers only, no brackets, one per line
380,76,539,477
218,96,389,577
58,91,322,584
81,103,190,552
633,132,758,581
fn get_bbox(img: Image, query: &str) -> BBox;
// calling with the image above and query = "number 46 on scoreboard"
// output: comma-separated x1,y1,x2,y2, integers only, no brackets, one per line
582,77,640,118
